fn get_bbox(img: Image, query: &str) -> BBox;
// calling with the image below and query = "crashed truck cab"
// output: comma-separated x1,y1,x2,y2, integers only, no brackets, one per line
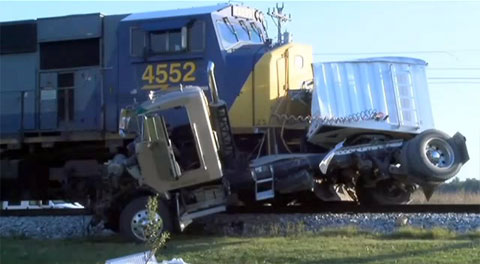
133,87,222,193
120,82,229,232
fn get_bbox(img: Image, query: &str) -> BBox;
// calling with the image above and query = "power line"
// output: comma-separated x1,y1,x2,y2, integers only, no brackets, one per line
429,67,480,70
428,77,480,80
313,50,480,56
429,82,480,84
313,49,480,56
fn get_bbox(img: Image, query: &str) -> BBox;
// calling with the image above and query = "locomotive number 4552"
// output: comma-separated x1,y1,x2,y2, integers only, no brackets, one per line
141,61,196,90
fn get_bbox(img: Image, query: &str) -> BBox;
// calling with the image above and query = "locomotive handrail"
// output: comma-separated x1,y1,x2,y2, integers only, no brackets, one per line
207,61,219,104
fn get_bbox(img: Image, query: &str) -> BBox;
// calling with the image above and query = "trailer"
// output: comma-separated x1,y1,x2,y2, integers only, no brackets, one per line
0,4,469,242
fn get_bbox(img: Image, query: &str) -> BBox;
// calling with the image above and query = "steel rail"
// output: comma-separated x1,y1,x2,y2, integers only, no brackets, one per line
0,208,91,217
226,203,480,214
1,204,479,217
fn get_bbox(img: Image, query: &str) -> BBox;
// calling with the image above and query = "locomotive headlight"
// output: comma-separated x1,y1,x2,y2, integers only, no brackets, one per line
232,6,255,20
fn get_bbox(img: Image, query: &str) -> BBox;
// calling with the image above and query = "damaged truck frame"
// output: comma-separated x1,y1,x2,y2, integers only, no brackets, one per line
113,61,469,241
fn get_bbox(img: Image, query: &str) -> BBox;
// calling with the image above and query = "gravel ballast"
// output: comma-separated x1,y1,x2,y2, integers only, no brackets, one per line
197,213,480,236
1,213,479,239
0,215,108,239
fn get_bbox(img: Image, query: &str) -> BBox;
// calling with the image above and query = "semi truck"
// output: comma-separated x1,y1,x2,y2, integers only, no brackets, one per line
0,3,469,242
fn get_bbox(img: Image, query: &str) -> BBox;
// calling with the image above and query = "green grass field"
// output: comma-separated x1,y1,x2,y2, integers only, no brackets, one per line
1,228,479,264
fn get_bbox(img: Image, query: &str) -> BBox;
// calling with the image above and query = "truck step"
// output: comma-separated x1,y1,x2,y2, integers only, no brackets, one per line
255,176,275,201
256,190,275,201
179,205,226,230
256,178,274,184
252,165,275,201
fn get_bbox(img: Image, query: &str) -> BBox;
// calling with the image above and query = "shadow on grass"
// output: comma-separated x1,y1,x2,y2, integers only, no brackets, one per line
74,233,131,244
315,226,480,241
164,236,247,255
314,240,479,264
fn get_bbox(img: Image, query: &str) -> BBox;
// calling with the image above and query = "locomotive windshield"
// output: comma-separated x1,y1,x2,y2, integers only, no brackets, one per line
216,18,264,50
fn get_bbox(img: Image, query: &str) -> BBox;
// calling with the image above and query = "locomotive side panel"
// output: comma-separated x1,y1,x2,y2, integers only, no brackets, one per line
0,21,38,135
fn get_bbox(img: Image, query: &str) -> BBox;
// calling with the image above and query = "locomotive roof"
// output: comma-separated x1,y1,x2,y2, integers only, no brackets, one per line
122,3,231,22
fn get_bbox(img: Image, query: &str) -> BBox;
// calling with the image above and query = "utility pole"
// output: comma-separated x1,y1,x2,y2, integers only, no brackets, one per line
267,2,291,45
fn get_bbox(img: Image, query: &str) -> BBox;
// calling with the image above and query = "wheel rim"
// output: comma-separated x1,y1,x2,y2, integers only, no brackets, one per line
424,138,454,168
130,209,163,241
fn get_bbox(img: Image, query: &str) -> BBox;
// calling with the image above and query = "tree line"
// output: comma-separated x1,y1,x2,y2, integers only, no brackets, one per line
437,178,480,193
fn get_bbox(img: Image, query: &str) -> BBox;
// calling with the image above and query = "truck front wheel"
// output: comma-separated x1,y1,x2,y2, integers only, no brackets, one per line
119,196,173,243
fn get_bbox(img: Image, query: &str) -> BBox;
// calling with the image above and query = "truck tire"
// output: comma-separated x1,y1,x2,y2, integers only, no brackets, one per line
119,196,173,243
403,129,461,182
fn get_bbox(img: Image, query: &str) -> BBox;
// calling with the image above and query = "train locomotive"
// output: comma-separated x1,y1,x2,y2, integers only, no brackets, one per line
0,4,469,242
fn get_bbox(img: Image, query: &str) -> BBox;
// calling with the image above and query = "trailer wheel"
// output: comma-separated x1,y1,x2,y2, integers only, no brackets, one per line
119,196,172,243
403,129,461,182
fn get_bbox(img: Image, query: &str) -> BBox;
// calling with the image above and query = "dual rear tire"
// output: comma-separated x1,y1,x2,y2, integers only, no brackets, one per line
402,129,464,183
357,129,466,205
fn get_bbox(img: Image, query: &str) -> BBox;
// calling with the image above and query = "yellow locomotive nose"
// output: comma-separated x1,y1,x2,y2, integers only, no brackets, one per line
228,43,314,131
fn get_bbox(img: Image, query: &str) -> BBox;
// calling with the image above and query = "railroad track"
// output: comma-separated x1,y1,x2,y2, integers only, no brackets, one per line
227,202,480,214
0,208,91,217
1,203,478,217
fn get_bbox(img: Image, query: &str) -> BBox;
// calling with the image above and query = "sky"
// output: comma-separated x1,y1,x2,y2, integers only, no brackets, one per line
1,0,479,181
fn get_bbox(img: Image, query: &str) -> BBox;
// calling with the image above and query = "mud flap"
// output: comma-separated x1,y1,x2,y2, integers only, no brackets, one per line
448,132,469,164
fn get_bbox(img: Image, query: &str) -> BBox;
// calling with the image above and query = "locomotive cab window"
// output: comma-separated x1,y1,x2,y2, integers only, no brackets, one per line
132,21,205,56
149,27,187,54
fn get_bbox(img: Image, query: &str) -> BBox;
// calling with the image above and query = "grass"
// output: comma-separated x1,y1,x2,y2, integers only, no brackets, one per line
1,228,479,264
411,191,480,204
